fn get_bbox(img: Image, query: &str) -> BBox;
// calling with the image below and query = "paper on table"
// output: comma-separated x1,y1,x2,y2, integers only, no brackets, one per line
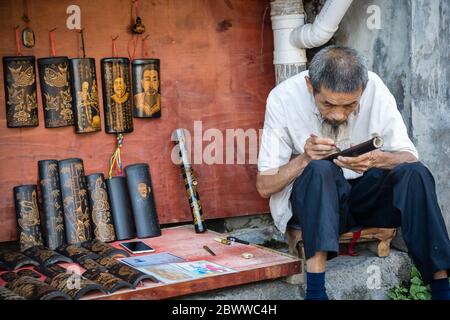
137,260,236,284
120,252,185,268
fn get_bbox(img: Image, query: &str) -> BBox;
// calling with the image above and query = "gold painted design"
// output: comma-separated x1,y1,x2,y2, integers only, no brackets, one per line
96,257,116,269
2,252,21,262
38,249,54,261
66,245,84,256
7,276,65,300
73,60,101,132
44,64,69,87
7,87,37,124
90,177,115,242
103,61,132,132
83,271,128,292
60,161,91,244
16,189,39,228
19,234,39,249
76,80,100,131
39,163,65,249
46,272,100,298
23,246,66,266
5,60,38,126
111,76,129,104
44,90,73,118
80,258,104,271
118,266,130,277
42,62,73,127
83,240,126,258
8,65,35,87
16,190,43,249
134,68,161,117
137,182,151,199
96,256,146,285
0,286,26,300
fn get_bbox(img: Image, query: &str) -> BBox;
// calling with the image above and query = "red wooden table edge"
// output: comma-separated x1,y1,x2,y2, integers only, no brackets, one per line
87,260,301,300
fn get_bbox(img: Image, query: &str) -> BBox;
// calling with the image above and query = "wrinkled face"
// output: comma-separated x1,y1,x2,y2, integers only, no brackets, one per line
81,81,89,93
305,76,362,126
142,69,159,92
138,183,148,198
113,77,126,97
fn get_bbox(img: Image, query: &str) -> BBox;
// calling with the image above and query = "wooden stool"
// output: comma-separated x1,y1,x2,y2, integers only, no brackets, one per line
283,224,396,285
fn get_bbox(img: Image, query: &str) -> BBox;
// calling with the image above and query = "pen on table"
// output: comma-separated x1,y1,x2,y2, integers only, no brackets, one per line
226,236,249,245
203,245,216,256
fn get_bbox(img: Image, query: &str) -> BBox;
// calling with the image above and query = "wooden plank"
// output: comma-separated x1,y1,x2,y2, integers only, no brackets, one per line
0,0,274,241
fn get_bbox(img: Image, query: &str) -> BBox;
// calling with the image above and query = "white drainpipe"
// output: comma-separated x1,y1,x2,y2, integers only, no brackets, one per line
271,0,353,83
290,0,354,49
270,0,307,84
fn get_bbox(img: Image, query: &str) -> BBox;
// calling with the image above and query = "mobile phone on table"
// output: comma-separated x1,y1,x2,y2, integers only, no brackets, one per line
119,241,155,254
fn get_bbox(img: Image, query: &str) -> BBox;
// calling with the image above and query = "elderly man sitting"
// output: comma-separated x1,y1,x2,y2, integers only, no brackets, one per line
256,45,450,300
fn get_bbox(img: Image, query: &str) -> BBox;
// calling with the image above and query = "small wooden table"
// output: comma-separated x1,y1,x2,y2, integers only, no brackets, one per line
84,225,301,300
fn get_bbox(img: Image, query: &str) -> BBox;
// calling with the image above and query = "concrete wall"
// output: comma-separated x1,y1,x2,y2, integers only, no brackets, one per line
332,0,450,232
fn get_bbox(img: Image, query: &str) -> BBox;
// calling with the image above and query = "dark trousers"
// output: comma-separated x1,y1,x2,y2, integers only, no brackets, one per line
290,160,450,284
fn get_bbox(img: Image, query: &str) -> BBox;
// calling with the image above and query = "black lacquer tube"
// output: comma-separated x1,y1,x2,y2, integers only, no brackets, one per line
38,159,66,249
106,177,135,240
173,129,207,233
6,275,72,300
22,245,73,267
13,184,44,250
131,59,161,118
3,56,39,128
125,163,161,238
101,57,133,133
86,173,116,242
58,158,92,244
69,58,101,133
324,136,384,161
37,56,74,128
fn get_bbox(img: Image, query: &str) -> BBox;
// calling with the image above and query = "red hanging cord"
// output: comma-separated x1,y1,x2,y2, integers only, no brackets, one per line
112,36,119,57
128,35,138,60
49,28,56,57
134,0,140,18
142,35,150,58
15,26,22,56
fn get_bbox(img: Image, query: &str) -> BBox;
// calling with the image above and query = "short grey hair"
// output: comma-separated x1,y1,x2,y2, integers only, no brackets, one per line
308,45,369,93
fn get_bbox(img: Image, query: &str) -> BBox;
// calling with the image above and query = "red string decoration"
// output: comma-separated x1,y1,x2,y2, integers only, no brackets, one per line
112,36,119,57
134,0,140,18
128,35,138,60
142,35,150,58
15,26,22,56
49,28,57,57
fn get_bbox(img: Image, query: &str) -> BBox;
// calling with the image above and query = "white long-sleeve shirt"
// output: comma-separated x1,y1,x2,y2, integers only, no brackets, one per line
257,70,418,234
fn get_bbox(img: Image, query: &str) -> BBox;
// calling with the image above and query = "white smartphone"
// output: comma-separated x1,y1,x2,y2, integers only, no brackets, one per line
119,241,155,254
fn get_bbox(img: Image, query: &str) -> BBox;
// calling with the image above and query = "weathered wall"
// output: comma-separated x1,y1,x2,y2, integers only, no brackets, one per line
0,0,273,241
409,0,450,231
332,0,450,232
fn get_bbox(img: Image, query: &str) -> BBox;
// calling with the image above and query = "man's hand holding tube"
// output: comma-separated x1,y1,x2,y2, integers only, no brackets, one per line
303,134,380,174
303,134,338,161
333,151,379,174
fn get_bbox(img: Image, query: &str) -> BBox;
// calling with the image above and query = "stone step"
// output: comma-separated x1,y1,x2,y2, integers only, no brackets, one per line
181,249,411,300
179,222,413,300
